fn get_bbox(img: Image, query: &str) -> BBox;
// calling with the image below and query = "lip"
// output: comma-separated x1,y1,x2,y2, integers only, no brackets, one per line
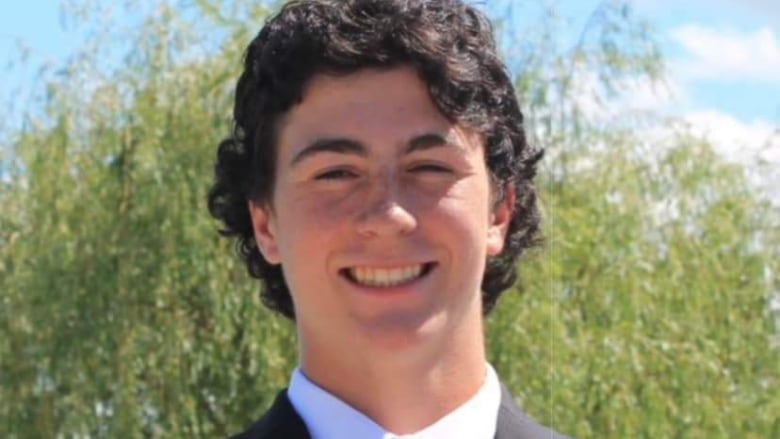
338,262,438,292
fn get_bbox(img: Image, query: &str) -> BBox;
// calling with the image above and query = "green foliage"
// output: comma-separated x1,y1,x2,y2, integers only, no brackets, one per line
1,0,777,437
488,135,779,438
1,2,295,437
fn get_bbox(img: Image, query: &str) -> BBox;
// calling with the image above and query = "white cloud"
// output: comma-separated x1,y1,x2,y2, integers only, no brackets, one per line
680,110,779,163
562,67,685,126
676,110,780,202
670,25,780,84
612,75,687,116
570,69,780,198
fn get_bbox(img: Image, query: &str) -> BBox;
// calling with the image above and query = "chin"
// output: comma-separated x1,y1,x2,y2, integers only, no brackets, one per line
351,309,450,353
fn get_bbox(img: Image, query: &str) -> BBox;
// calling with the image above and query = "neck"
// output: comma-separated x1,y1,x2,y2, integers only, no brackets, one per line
298,312,487,434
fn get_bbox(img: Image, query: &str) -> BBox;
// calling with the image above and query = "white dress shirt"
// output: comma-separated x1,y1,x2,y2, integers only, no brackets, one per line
287,363,502,439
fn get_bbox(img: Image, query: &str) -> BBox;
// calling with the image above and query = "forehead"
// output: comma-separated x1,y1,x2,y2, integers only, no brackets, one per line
274,66,479,159
293,66,439,119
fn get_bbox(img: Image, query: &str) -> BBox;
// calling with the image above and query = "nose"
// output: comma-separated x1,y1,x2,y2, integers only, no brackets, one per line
355,178,417,238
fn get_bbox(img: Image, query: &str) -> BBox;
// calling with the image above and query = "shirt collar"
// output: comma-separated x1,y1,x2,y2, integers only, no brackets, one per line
287,363,501,439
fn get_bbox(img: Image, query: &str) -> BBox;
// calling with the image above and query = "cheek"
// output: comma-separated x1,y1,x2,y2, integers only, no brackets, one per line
273,191,356,256
436,203,488,250
434,179,491,222
417,182,492,249
299,190,364,225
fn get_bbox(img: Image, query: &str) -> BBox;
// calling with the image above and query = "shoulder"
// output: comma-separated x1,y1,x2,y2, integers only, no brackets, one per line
229,389,311,439
496,383,571,439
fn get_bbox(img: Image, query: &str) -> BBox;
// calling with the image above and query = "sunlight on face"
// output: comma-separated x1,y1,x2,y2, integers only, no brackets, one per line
249,66,511,356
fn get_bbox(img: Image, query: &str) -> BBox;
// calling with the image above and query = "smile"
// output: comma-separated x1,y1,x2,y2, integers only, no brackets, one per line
343,263,435,288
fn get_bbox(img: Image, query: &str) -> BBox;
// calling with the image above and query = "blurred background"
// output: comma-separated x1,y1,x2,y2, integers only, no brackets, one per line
0,0,778,437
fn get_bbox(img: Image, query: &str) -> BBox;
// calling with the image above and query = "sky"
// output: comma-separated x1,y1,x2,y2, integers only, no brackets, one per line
631,0,779,178
1,0,778,188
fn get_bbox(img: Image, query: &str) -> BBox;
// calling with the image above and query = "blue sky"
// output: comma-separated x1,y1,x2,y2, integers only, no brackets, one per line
1,0,778,175
639,0,779,123
632,0,779,191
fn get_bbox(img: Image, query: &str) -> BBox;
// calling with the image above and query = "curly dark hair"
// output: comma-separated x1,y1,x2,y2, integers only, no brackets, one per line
207,0,543,320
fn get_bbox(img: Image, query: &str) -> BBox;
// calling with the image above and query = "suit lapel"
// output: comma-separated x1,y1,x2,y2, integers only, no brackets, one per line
233,385,564,439
230,390,311,439
494,383,567,439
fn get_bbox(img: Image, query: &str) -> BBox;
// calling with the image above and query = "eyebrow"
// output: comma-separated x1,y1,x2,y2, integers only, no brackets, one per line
405,132,452,154
288,132,456,167
289,138,367,167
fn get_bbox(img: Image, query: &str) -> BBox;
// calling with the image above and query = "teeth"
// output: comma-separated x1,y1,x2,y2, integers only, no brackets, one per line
349,264,424,287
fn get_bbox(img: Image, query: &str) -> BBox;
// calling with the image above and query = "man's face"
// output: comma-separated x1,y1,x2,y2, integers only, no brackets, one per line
249,66,512,353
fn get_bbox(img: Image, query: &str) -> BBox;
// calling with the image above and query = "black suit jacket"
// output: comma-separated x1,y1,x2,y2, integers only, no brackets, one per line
231,384,567,439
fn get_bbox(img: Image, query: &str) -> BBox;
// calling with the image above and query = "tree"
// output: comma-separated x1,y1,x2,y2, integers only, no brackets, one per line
1,0,777,437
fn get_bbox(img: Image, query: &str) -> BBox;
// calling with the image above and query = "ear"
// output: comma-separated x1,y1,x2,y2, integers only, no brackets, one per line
486,186,514,257
247,200,281,265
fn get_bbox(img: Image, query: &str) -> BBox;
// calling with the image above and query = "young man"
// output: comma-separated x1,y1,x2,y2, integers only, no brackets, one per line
208,0,566,437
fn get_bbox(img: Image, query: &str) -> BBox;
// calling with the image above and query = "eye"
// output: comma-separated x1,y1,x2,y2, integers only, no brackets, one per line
314,168,358,180
409,163,452,174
